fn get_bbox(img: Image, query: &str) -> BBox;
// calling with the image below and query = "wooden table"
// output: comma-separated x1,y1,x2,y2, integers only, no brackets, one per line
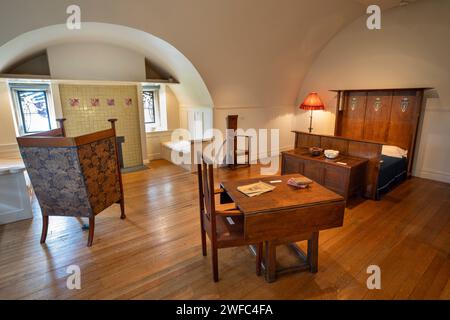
220,174,345,282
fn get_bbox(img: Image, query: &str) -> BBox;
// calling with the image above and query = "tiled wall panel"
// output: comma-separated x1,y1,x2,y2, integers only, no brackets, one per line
59,84,143,168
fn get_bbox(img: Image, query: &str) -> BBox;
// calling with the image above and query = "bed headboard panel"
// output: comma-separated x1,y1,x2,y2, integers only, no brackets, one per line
333,88,429,175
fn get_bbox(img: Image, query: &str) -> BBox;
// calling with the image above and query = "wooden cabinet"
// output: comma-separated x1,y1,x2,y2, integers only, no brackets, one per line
303,160,324,185
323,165,347,195
281,149,368,202
282,154,303,175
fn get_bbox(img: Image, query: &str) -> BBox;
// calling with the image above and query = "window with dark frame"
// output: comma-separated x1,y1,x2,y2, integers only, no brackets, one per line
14,89,52,134
142,90,156,124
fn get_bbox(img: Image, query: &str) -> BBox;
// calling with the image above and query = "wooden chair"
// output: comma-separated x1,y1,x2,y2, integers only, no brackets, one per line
197,154,262,282
17,119,125,247
226,115,251,169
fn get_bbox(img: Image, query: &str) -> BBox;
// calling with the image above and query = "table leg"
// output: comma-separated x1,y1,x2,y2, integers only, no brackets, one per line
307,232,319,273
264,241,277,283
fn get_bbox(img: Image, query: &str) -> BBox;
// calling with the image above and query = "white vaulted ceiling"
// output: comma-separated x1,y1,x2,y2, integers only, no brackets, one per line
0,0,404,108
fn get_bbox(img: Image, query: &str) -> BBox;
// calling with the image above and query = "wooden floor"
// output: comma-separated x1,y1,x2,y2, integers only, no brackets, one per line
0,159,449,300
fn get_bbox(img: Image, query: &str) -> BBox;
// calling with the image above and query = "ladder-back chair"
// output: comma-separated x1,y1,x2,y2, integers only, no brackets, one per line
197,153,262,282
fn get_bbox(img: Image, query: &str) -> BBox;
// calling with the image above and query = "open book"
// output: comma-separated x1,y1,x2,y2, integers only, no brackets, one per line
237,181,276,197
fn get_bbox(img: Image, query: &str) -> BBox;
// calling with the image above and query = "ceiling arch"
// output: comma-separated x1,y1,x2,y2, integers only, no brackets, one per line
0,0,406,109
0,22,214,108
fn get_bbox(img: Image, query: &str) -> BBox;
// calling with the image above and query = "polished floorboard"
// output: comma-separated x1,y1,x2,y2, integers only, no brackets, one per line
0,159,449,300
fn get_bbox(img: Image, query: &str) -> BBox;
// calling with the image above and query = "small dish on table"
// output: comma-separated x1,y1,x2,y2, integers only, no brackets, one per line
309,147,323,157
324,149,339,159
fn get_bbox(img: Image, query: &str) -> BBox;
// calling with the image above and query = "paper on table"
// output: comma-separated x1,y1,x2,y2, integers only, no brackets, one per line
237,181,276,197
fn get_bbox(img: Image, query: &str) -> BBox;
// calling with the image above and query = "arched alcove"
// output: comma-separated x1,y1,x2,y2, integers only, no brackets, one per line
0,23,215,164
0,22,214,109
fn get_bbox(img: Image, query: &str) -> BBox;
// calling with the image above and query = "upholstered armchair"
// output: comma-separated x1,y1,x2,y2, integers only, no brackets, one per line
17,119,125,247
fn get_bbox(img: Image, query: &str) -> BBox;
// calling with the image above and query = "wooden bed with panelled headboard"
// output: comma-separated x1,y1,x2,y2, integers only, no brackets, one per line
333,88,430,175
284,88,430,201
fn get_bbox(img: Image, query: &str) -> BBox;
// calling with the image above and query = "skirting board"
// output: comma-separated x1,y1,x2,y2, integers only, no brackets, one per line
121,165,149,173
415,169,450,184
147,152,162,161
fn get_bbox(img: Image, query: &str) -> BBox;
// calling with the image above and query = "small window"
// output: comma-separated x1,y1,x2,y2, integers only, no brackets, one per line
142,86,164,133
143,90,156,124
10,84,53,135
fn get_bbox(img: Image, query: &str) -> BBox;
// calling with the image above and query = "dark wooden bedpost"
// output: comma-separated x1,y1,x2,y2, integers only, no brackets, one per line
56,118,67,137
108,119,126,219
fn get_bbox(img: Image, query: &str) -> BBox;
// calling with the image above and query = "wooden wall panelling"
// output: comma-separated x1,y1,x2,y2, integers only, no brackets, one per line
295,133,321,149
387,90,419,150
363,91,393,142
320,136,349,155
339,91,367,140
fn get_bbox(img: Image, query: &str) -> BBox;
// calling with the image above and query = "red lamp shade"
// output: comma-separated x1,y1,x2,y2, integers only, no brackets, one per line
299,92,325,110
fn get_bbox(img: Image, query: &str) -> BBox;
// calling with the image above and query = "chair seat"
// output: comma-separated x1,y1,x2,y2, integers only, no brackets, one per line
215,202,238,212
216,214,247,248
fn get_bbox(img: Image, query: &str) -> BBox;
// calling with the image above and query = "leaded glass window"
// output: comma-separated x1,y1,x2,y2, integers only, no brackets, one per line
143,90,156,124
15,89,51,134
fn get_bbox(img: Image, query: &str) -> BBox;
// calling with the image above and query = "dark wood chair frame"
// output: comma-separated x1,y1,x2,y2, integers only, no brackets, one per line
197,155,262,282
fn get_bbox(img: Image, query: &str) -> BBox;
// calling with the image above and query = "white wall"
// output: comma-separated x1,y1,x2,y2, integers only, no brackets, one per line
0,1,399,163
47,43,146,81
0,79,66,159
166,85,180,130
294,0,450,183
180,106,213,140
0,82,17,145
145,85,181,160
0,82,20,158
214,106,295,158
0,0,386,108
0,41,183,163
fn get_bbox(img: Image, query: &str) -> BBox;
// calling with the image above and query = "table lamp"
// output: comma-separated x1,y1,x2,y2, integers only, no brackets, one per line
299,92,325,133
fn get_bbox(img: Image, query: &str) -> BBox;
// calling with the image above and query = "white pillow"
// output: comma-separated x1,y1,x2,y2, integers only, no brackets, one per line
382,145,408,158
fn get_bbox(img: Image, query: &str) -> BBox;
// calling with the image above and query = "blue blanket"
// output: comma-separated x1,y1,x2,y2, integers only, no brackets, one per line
377,155,408,199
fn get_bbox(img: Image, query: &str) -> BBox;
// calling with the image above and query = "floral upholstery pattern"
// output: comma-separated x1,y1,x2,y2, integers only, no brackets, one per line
20,147,92,217
77,137,121,215
20,137,121,218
